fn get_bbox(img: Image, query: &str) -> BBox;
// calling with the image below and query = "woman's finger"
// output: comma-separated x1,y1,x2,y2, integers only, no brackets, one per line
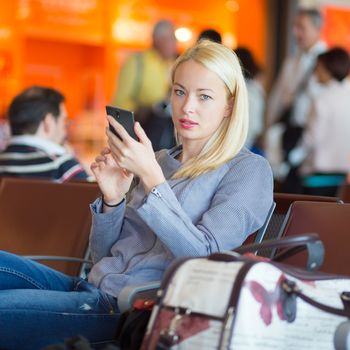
107,138,123,159
107,116,132,143
95,155,107,163
134,122,152,148
90,162,101,174
101,147,111,156
104,152,118,166
105,126,122,147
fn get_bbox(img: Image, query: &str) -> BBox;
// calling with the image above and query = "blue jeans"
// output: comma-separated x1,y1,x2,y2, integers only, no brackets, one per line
0,250,120,350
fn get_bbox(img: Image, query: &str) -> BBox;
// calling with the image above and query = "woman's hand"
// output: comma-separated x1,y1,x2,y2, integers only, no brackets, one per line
90,147,133,204
106,116,166,193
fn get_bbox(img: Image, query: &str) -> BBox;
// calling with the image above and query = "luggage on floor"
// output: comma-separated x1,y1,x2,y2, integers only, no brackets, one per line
140,236,350,350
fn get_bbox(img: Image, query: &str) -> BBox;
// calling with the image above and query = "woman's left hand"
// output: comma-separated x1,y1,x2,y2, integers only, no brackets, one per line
106,116,166,193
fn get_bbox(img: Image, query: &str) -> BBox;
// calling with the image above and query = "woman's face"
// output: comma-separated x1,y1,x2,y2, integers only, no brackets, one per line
171,59,232,148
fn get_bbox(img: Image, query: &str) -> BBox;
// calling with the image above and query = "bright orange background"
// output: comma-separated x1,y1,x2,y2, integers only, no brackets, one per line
0,0,268,118
322,6,350,52
0,0,269,163
6,1,350,164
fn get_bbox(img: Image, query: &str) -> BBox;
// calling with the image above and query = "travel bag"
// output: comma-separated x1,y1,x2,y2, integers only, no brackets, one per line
140,234,350,350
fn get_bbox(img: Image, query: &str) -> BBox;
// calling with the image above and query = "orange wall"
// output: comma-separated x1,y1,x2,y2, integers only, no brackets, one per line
322,6,350,52
236,0,267,67
0,0,268,119
0,0,268,163
23,38,106,118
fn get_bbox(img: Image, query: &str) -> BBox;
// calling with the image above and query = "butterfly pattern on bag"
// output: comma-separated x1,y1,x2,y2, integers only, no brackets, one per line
245,274,288,326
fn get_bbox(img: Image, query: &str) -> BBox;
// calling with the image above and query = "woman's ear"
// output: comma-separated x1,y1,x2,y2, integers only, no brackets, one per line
224,97,234,118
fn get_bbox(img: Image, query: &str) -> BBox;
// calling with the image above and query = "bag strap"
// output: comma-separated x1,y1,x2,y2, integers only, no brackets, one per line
282,279,350,318
218,261,255,349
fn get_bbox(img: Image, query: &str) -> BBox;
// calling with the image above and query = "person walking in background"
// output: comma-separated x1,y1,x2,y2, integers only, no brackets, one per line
235,47,265,154
294,48,350,196
112,19,177,151
0,40,273,350
265,8,327,182
267,8,326,127
112,19,177,124
0,86,89,182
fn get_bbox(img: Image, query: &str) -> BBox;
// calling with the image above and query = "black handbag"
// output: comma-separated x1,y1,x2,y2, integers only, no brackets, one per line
114,299,155,350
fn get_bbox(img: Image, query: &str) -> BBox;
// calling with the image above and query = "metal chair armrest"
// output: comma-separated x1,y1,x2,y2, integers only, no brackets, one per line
117,281,161,313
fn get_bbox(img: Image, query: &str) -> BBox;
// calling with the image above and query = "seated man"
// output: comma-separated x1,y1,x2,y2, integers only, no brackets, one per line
0,86,89,182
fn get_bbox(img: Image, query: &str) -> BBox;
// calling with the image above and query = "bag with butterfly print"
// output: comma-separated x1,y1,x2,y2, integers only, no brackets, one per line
140,234,350,350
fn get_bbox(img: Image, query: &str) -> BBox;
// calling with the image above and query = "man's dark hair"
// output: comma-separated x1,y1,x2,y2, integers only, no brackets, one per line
298,8,323,29
317,47,350,81
234,47,261,79
198,29,222,44
8,86,65,135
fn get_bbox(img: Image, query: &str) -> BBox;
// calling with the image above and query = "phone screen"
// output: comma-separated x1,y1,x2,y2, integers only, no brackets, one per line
106,105,138,141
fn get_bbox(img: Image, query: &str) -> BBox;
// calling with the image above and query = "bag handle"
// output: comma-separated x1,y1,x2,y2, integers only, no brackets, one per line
234,233,325,271
282,279,350,318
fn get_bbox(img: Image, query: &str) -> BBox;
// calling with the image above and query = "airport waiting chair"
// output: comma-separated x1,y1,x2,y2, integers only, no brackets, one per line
243,201,276,245
0,177,100,276
121,197,346,312
265,192,341,242
272,201,350,276
256,192,341,258
118,201,277,312
337,182,350,203
0,176,161,313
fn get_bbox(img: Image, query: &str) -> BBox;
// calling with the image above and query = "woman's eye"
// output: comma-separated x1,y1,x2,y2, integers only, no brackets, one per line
174,89,185,96
200,94,211,100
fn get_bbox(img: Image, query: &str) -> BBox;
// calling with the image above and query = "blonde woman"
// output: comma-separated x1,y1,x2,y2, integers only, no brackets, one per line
0,40,273,349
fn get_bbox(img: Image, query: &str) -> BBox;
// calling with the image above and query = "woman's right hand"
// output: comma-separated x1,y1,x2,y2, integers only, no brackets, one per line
90,147,133,205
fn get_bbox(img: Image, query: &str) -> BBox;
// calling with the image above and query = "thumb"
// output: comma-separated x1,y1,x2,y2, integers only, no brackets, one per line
134,122,152,147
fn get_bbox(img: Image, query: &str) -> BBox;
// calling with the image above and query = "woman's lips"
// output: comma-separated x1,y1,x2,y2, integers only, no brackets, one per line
179,118,198,129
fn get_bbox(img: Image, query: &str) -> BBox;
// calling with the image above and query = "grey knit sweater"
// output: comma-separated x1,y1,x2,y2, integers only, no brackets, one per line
88,146,273,297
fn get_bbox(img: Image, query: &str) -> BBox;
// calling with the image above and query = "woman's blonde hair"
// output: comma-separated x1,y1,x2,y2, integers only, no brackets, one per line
171,40,249,179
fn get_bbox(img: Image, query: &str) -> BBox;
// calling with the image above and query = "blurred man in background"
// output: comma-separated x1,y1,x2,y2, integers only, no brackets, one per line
267,8,326,126
0,86,89,182
112,19,177,123
112,19,177,151
265,8,327,185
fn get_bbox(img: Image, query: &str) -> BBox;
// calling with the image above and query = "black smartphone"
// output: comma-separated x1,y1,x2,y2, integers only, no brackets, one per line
106,105,138,141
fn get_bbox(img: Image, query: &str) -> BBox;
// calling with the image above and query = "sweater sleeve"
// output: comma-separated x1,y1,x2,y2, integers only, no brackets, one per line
136,155,273,257
89,197,126,263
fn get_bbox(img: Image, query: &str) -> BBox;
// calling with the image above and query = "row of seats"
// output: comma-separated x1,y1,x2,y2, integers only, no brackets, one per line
337,182,350,203
0,176,100,276
248,192,349,276
124,193,350,308
0,176,349,310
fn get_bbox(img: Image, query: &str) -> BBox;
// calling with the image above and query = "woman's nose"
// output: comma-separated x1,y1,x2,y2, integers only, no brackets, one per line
182,95,195,115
